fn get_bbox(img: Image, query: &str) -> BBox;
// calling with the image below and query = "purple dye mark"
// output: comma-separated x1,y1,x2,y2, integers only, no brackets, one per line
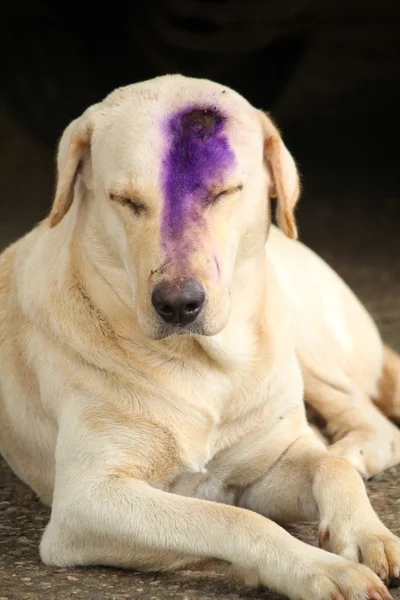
213,254,220,281
161,106,236,262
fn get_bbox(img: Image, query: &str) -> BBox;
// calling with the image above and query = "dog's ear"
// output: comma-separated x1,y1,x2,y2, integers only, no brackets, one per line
49,106,99,227
258,110,300,240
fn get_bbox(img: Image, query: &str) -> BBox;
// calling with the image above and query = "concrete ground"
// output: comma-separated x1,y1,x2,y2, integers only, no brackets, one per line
1,460,399,600
1,14,400,600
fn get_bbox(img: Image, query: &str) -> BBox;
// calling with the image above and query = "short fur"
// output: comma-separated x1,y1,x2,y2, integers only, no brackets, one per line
1,75,400,600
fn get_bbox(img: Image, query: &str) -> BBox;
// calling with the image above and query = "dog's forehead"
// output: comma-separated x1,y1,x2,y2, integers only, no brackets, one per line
93,76,261,188
99,77,257,143
103,75,253,113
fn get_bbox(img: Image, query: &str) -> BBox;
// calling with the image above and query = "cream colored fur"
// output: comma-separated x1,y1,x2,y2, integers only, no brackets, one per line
1,75,400,600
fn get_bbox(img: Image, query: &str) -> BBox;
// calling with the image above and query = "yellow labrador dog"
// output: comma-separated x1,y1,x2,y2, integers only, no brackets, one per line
1,75,400,600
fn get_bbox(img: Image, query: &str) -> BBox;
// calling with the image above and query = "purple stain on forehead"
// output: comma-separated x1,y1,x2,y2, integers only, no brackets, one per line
161,105,236,259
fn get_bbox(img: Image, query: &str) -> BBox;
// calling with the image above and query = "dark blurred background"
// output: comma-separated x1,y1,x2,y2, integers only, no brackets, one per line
0,0,399,345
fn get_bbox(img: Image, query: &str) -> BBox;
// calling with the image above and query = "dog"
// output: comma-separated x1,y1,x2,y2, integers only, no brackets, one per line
1,75,400,600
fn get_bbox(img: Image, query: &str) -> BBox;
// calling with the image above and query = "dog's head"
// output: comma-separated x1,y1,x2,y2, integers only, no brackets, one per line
50,75,300,339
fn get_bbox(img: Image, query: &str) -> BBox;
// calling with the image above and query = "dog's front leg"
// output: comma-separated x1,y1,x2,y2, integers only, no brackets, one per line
240,431,400,585
40,402,390,600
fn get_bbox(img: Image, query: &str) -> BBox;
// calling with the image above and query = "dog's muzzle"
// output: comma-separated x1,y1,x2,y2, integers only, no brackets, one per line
151,278,205,326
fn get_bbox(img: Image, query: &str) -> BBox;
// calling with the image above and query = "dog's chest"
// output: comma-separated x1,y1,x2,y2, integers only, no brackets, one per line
167,374,273,499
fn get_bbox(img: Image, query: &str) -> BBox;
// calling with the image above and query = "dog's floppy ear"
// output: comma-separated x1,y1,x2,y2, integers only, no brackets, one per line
258,111,300,240
49,106,99,227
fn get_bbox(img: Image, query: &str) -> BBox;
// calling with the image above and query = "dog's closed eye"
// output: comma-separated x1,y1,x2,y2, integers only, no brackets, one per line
207,184,243,206
109,193,147,217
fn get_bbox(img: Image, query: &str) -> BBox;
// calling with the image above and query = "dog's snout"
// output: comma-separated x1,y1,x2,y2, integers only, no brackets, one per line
151,279,205,326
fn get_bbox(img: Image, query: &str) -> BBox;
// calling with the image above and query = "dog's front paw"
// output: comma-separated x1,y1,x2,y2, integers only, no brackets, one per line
320,521,400,584
262,554,391,600
304,559,391,600
358,531,400,583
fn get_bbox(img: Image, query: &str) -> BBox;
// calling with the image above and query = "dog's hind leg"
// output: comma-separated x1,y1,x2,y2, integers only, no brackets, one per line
374,345,400,423
302,364,400,479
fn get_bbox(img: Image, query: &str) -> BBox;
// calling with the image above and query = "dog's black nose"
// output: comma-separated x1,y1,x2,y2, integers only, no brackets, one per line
151,279,205,326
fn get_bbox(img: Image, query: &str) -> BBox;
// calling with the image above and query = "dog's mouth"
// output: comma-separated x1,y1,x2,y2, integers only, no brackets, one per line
152,318,208,340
